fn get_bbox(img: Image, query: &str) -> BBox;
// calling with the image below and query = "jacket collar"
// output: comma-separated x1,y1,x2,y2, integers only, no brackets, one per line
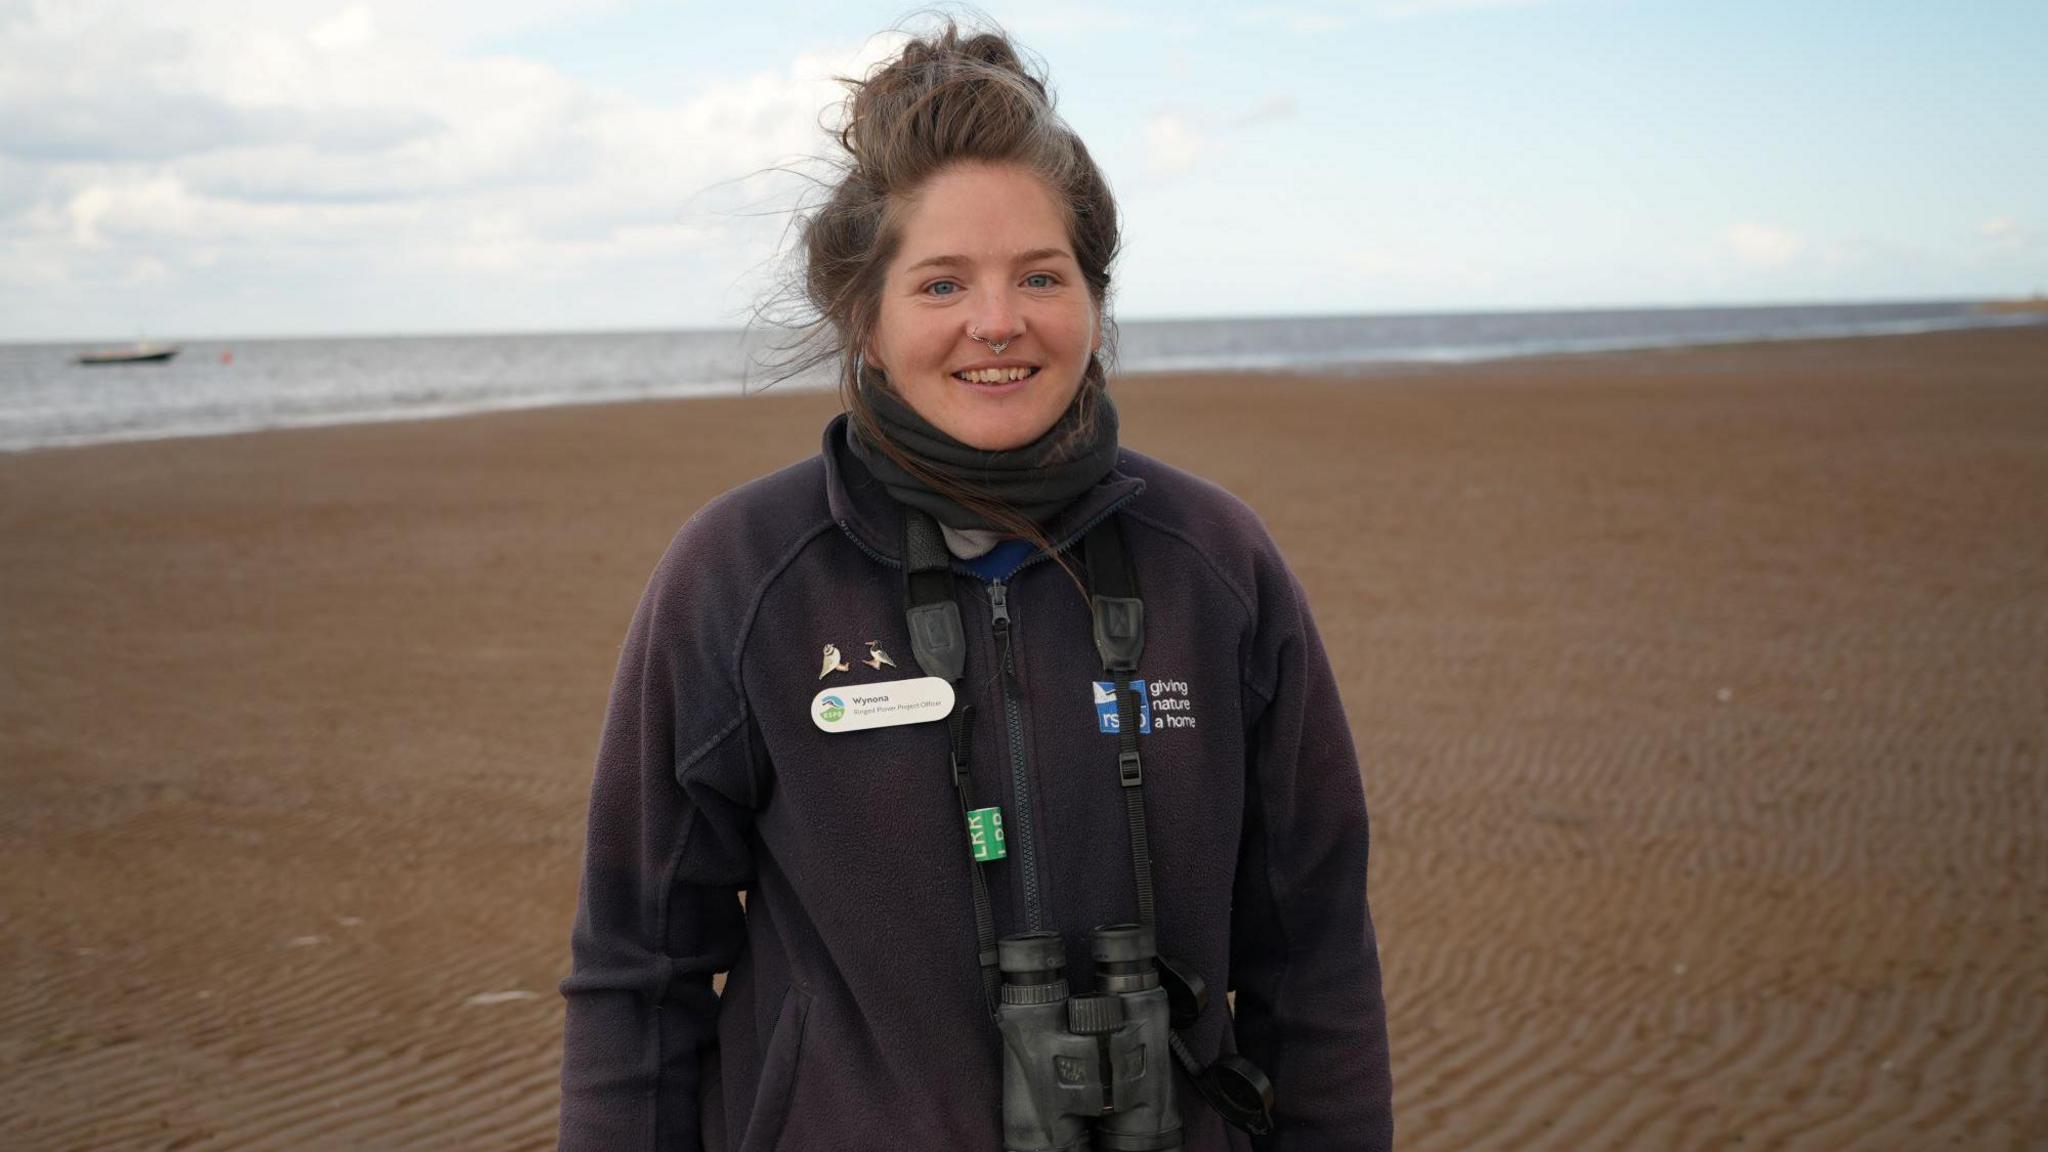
823,411,1146,570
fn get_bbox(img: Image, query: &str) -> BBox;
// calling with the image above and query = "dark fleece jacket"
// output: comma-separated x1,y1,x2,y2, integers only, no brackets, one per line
557,414,1393,1151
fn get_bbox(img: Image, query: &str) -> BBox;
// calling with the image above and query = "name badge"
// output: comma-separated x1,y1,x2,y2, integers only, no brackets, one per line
812,677,956,732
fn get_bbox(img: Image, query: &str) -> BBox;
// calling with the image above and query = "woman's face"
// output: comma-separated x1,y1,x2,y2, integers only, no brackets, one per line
867,160,1101,452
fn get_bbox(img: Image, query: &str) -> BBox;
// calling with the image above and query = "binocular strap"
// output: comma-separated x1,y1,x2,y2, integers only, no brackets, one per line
1087,518,1277,1138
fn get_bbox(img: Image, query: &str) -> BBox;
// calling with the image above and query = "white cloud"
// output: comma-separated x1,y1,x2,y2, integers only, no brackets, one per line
1345,242,1500,290
1232,93,1299,130
1979,216,2027,247
122,255,172,284
0,2,904,333
1143,115,1210,177
1723,222,1807,270
308,4,377,52
1139,94,1295,179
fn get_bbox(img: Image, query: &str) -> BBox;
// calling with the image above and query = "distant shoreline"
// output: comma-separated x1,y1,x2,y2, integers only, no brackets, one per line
0,296,2029,351
1976,296,2048,315
8,312,2045,457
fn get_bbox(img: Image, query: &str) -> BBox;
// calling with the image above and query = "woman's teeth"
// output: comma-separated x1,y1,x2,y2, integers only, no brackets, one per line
954,366,1037,383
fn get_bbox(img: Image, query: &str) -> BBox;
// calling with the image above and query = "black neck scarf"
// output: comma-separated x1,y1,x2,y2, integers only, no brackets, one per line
845,377,1121,532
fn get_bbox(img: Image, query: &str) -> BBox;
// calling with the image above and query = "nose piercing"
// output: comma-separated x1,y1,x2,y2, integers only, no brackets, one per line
969,326,1012,356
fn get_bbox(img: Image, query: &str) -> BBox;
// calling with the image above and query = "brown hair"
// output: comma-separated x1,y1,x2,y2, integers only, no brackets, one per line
754,13,1122,589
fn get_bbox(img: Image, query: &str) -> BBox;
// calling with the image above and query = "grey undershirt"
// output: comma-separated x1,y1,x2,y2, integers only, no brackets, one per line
938,522,1005,560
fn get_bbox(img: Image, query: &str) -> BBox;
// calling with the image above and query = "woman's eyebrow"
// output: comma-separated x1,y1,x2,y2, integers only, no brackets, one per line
903,247,1073,273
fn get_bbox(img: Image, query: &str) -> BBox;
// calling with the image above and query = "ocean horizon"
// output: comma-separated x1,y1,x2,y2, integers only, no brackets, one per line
4,299,2040,453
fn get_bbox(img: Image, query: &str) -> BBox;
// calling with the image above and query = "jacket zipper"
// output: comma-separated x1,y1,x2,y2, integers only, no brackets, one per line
986,578,1044,931
974,490,1142,935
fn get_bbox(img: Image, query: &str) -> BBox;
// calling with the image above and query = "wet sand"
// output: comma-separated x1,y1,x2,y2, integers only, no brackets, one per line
3,325,2045,1149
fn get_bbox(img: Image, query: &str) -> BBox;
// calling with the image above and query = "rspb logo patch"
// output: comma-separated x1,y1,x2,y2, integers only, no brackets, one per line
1092,680,1152,734
1092,679,1197,733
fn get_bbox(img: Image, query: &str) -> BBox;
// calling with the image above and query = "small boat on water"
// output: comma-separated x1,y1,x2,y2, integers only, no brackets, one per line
77,342,181,366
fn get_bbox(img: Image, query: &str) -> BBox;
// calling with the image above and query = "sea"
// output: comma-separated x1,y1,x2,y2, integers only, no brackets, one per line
2,300,2038,453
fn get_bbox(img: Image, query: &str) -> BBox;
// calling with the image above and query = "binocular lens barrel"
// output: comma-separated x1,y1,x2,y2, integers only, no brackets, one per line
1091,923,1161,994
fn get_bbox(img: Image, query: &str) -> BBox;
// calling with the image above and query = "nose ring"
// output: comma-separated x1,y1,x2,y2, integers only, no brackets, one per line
969,327,1012,356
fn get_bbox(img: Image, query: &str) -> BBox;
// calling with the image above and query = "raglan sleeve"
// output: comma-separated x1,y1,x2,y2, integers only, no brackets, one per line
557,519,761,1152
1229,551,1394,1151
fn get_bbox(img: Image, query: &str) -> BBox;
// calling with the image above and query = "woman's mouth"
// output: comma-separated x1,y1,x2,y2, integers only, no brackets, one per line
952,366,1039,385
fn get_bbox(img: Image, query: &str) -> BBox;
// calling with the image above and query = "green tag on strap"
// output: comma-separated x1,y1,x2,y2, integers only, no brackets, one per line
967,806,1006,862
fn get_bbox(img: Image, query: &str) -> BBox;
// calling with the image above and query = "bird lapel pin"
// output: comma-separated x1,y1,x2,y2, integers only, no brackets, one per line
819,643,852,680
863,641,898,672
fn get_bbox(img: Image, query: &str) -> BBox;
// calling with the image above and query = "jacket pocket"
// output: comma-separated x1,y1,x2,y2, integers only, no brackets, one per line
735,984,810,1152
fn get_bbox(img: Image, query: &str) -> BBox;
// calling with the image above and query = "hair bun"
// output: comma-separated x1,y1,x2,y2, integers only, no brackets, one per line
839,23,1053,171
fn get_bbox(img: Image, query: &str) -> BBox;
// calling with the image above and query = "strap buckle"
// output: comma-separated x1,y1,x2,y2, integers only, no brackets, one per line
1118,749,1143,787
1090,595,1145,672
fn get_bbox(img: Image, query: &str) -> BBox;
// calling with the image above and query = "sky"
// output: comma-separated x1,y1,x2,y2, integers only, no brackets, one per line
1,0,2043,341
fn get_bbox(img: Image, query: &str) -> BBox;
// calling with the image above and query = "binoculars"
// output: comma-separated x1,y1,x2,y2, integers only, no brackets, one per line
996,924,1183,1152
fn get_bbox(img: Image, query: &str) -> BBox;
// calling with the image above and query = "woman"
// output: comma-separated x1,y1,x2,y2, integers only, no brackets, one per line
558,21,1392,1152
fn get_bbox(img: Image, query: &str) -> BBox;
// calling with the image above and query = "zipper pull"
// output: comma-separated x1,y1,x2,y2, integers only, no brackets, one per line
988,580,1010,630
949,704,975,786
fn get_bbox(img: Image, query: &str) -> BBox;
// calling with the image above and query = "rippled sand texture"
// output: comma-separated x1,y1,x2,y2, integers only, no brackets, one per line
3,326,2044,1149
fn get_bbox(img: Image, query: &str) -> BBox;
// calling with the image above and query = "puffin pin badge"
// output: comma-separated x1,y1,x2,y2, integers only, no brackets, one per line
818,643,851,680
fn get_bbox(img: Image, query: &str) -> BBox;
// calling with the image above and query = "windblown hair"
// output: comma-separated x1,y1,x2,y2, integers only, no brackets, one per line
756,13,1123,574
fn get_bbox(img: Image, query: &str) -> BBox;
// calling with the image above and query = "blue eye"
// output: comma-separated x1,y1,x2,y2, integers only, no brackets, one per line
1024,273,1055,288
926,280,961,297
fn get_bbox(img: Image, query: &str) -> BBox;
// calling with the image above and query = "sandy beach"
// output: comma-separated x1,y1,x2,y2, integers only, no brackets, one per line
3,325,2044,1150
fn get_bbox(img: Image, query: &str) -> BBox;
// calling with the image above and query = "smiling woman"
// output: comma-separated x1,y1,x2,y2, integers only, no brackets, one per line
865,164,1102,452
556,15,1394,1152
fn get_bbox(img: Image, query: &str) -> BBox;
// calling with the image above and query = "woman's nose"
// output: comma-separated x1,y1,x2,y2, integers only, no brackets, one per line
968,289,1024,346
